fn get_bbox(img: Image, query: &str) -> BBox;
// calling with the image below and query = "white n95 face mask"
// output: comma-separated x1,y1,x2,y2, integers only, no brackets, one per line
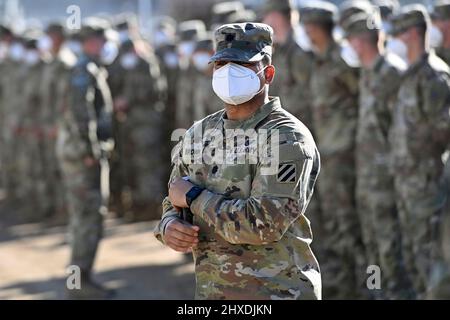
212,62,266,106
120,52,139,69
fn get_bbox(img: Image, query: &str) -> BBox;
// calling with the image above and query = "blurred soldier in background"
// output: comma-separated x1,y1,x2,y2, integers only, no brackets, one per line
262,0,314,128
300,1,363,299
40,24,75,223
432,0,450,65
210,1,244,31
343,10,414,299
3,36,26,207
191,34,220,121
262,0,325,264
389,4,450,298
20,35,48,220
154,16,179,139
108,39,167,221
56,22,114,299
175,20,206,129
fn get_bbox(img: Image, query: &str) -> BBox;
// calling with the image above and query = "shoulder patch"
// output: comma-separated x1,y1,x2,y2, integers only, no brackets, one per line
277,163,297,183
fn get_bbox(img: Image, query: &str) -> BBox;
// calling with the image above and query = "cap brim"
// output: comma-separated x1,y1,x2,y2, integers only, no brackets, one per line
209,47,266,63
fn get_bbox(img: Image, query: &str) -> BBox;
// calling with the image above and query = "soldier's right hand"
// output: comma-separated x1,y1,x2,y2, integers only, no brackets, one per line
163,219,199,253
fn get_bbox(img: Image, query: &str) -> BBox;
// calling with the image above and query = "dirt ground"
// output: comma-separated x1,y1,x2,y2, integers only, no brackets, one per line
0,215,196,300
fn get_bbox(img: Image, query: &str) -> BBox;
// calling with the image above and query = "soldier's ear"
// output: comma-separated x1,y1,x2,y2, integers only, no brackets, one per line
264,65,275,85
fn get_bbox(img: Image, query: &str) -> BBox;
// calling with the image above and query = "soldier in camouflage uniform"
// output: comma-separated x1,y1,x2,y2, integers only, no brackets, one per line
262,0,314,128
300,2,365,299
192,35,221,121
389,5,450,298
155,23,322,300
432,0,450,65
176,20,207,130
39,24,76,221
20,36,49,220
108,39,166,221
343,11,415,299
3,36,27,207
56,24,114,299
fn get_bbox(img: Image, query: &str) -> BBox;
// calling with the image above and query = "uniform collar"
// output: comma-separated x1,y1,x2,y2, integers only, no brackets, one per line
222,96,281,130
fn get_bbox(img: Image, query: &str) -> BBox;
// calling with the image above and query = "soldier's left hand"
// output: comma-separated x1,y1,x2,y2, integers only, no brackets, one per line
169,177,194,208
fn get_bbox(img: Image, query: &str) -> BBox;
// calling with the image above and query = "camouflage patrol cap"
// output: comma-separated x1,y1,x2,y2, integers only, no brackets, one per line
432,0,450,20
178,20,206,41
80,18,109,41
263,0,295,14
338,0,374,25
390,4,430,36
300,1,338,25
342,11,381,37
210,23,273,63
227,10,257,24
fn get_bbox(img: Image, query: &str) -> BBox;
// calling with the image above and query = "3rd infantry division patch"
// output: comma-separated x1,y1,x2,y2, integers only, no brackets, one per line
277,163,296,183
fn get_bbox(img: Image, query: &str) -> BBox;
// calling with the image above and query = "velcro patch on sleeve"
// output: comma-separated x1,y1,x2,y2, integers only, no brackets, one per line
277,163,297,183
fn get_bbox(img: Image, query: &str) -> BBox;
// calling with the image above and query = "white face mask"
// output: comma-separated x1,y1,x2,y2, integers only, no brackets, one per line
154,30,171,48
386,38,408,64
24,50,40,66
212,62,266,106
164,52,178,69
192,52,211,72
429,25,443,49
101,41,118,65
178,41,195,58
38,35,53,53
120,52,139,69
341,41,361,67
9,42,25,61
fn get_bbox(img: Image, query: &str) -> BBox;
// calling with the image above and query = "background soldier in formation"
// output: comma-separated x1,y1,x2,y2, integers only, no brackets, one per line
1,0,450,300
56,23,114,299
389,4,450,298
343,9,413,299
300,2,364,299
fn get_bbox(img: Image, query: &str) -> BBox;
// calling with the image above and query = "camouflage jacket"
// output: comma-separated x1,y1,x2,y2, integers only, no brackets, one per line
309,40,360,156
390,52,450,179
356,53,406,180
155,97,322,300
56,54,112,162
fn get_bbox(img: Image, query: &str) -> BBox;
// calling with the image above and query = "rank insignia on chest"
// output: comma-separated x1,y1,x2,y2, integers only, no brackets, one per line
277,163,297,183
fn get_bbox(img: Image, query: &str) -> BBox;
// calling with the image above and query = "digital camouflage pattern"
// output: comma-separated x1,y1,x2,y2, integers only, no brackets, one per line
155,97,322,300
390,52,450,297
355,53,414,298
309,40,365,299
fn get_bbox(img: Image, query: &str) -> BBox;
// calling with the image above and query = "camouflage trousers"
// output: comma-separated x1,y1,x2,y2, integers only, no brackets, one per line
315,150,366,299
356,174,414,299
394,172,446,298
60,159,103,272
